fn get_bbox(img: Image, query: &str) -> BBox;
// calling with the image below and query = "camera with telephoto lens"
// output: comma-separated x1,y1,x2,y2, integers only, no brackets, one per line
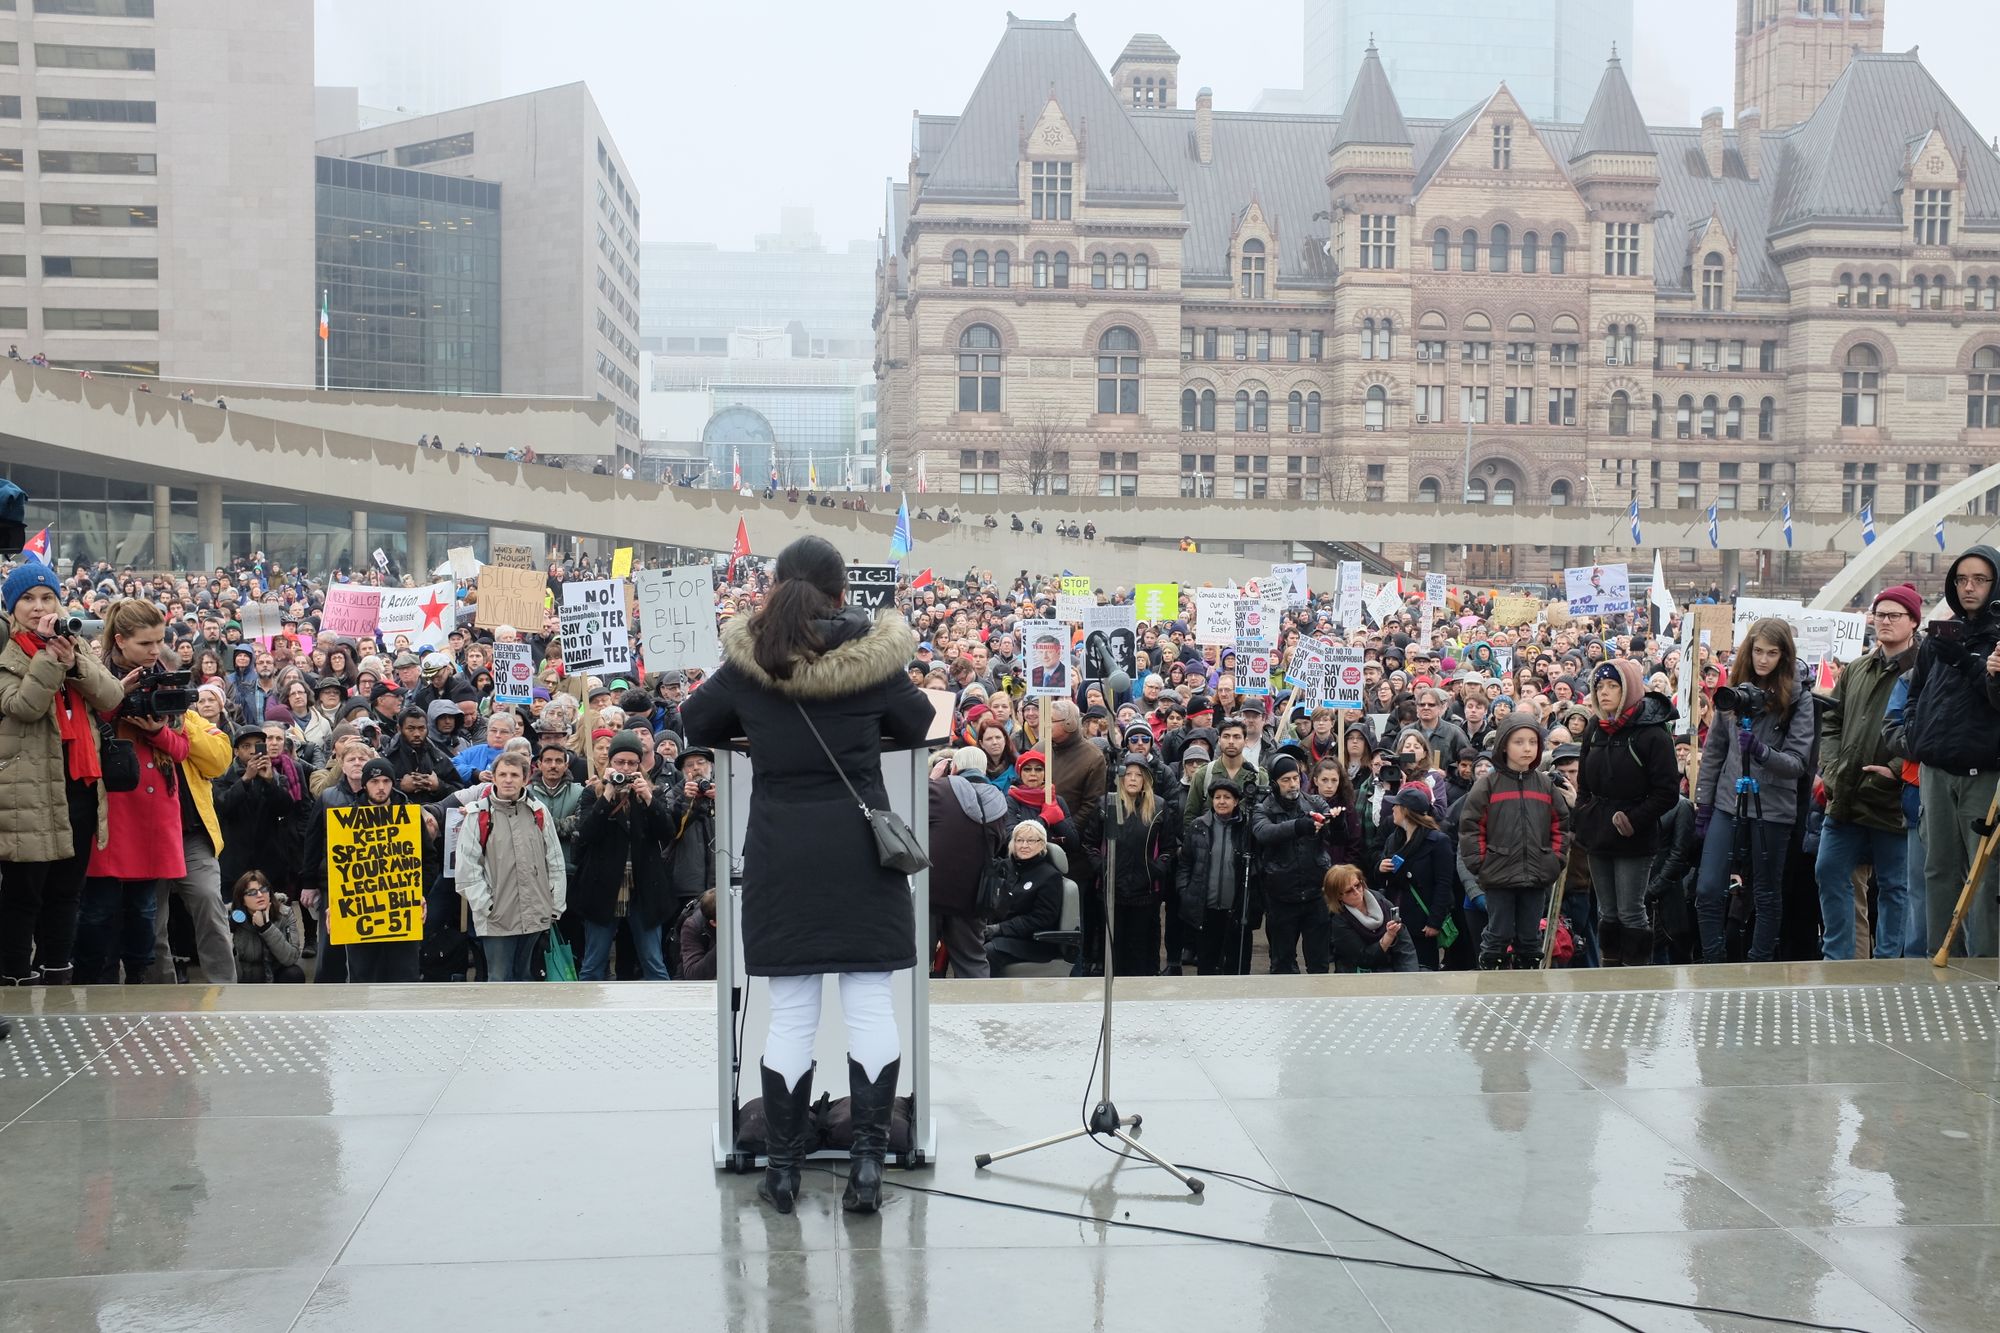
605,769,636,788
1712,682,1769,718
118,669,200,720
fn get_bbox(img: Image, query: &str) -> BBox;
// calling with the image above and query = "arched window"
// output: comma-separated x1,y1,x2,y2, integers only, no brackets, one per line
1364,384,1387,429
1651,393,1663,440
1253,389,1270,430
1725,395,1743,439
1549,232,1567,274
1839,272,1854,306
1374,318,1393,359
1466,478,1488,503
1490,224,1510,273
1096,327,1140,414
1360,317,1376,361
972,249,988,286
1984,277,1998,311
1700,394,1719,437
957,325,1002,413
1968,347,2000,429
950,249,968,286
1200,389,1216,430
993,250,1010,287
1132,254,1148,290
1758,396,1776,440
1610,390,1630,435
1492,477,1516,506
1417,476,1442,503
1182,389,1197,431
1432,228,1450,271
1229,389,1247,431
1091,253,1108,289
1551,479,1573,506
1305,391,1322,432
1929,273,1947,309
1521,231,1539,273
1033,251,1048,288
1288,390,1304,430
1239,238,1266,298
1460,229,1478,271
1874,273,1891,307
1842,344,1881,426
1111,253,1128,289
1701,251,1725,310
1909,275,1926,310
1676,394,1693,438
1053,251,1069,287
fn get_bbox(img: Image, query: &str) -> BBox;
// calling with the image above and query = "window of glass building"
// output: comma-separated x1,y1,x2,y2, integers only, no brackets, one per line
395,132,475,168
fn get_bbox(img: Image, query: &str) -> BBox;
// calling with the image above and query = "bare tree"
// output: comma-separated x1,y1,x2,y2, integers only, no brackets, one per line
1002,403,1072,495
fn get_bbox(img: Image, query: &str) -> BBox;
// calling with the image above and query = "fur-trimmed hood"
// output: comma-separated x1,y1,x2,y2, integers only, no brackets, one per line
719,607,916,701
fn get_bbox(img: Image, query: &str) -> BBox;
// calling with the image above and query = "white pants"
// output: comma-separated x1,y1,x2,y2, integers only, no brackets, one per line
763,971,899,1089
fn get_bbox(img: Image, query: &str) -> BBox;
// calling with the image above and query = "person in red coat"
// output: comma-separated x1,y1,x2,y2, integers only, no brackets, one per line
76,599,189,984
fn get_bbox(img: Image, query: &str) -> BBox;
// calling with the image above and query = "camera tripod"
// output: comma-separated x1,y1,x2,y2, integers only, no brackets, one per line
974,807,1203,1194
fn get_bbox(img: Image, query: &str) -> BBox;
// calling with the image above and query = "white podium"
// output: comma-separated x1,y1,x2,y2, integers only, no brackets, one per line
709,742,939,1172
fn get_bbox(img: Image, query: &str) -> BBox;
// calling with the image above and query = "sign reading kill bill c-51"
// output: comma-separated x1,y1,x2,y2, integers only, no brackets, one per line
326,802,424,945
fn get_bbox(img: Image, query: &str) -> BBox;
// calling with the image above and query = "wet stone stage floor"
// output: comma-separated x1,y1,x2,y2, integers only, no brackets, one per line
0,961,1994,1332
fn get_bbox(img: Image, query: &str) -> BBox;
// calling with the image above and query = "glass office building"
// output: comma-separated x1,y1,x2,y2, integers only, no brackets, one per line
314,155,501,394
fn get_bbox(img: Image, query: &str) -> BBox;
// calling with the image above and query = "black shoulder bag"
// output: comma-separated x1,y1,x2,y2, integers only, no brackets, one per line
793,703,930,875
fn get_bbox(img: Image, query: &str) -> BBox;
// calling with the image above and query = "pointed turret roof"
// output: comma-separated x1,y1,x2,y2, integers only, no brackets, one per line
1331,40,1410,149
1571,51,1654,159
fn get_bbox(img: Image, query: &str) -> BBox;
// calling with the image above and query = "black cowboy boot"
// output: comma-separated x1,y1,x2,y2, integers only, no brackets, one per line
842,1056,899,1215
756,1061,814,1216
1597,920,1624,967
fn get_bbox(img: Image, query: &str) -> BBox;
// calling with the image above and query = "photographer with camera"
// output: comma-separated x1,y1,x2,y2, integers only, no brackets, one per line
385,705,462,800
141,684,233,984
1693,618,1814,963
663,744,717,966
572,730,676,980
0,564,126,986
77,599,196,984
228,871,304,984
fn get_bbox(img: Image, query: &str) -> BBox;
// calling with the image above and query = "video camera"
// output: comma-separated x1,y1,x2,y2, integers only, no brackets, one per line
50,615,103,639
118,669,200,721
1712,682,1768,718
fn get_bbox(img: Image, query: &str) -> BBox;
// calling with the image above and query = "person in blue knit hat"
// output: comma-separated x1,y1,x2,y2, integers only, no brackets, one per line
0,561,127,993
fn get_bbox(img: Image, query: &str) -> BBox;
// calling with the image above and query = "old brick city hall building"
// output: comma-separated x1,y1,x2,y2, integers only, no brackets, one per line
873,7,2000,584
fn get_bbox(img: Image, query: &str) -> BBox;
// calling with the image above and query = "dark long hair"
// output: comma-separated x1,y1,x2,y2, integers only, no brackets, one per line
1728,616,1796,715
748,535,848,681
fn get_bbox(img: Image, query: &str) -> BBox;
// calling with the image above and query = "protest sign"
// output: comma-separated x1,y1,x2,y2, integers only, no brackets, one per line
372,547,390,574
1194,589,1234,646
1338,562,1364,629
326,802,424,946
447,545,481,582
611,547,634,579
635,566,722,672
491,543,537,570
474,566,546,631
1234,639,1274,695
1081,604,1138,675
492,641,535,705
1055,593,1093,624
1322,646,1367,709
321,586,380,638
1060,576,1092,599
1366,579,1404,628
238,601,284,640
1423,573,1447,633
1258,579,1288,633
846,565,897,611
1233,597,1274,648
1284,636,1333,698
442,807,466,880
1730,598,1869,665
558,578,631,674
1690,603,1734,647
1273,563,1310,607
1133,583,1179,624
1018,619,1071,695
1564,563,1633,616
379,582,454,638
1489,594,1541,627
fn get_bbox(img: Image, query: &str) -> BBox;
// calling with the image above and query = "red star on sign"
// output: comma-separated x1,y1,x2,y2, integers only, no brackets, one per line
418,589,449,630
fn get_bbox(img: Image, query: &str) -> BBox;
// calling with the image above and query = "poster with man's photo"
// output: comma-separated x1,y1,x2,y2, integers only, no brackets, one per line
1018,619,1072,695
1080,604,1138,677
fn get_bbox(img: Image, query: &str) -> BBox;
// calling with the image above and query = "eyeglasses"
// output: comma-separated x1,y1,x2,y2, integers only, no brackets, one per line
1870,610,1911,622
1956,574,1994,588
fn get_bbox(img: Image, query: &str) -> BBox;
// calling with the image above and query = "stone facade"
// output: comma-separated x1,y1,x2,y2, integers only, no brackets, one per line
876,13,2000,585
1735,0,1883,132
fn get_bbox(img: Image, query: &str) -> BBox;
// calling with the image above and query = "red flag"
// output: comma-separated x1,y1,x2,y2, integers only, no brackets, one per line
910,568,934,590
729,519,751,582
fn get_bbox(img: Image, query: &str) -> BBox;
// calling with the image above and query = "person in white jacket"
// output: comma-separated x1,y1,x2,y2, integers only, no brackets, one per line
453,752,568,981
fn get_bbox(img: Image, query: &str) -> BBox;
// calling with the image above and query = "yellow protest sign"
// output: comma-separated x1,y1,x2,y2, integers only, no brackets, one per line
612,547,633,579
326,802,424,946
1489,594,1542,627
1134,583,1179,623
1060,576,1092,597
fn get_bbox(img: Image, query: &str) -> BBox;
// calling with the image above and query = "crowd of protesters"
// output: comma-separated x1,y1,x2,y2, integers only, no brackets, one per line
0,532,1992,999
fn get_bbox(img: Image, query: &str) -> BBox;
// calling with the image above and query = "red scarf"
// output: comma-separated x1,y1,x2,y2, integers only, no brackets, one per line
11,632,102,782
1598,703,1641,738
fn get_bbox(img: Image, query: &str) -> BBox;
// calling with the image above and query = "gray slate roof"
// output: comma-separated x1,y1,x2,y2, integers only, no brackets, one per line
1331,41,1411,149
1129,112,1339,284
1569,55,1653,160
1114,33,1178,65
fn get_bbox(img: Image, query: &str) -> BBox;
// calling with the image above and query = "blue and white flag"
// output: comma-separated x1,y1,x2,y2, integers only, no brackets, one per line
1936,517,1947,551
1628,496,1642,546
1781,500,1793,549
889,493,913,564
1860,502,1876,546
1706,503,1719,550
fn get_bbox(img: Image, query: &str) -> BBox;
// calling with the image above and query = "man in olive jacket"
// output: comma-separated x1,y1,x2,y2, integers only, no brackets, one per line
1817,584,1921,958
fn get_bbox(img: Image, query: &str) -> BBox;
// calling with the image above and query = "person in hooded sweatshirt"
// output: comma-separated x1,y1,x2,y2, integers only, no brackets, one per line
1573,658,1681,966
927,745,1008,978
1892,544,2000,958
1459,715,1568,969
1251,752,1335,974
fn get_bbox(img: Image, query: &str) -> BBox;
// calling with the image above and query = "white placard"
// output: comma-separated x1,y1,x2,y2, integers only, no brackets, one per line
1337,562,1363,630
1322,646,1367,709
492,641,535,705
1081,604,1138,675
238,601,284,640
1259,580,1288,634
378,581,455,638
1564,562,1632,616
1055,593,1093,624
447,546,481,582
1194,589,1235,646
1730,597,1869,664
1272,563,1310,607
1284,636,1334,700
634,566,721,674
559,577,631,675
1423,572,1447,634
1018,619,1071,695
1367,579,1404,627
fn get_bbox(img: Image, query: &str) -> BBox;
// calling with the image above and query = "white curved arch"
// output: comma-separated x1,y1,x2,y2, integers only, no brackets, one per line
1811,460,2000,610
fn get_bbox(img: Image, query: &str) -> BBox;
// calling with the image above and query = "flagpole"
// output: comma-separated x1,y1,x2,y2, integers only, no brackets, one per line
320,288,329,391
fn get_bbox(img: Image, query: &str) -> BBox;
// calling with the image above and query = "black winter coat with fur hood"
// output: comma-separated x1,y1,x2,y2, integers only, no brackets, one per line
680,607,937,975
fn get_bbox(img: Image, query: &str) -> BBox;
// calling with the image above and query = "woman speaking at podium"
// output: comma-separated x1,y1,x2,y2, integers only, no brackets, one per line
682,535,935,1216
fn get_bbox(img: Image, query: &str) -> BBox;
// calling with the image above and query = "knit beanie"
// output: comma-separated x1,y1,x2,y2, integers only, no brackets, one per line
1269,753,1303,782
1871,583,1922,622
1,561,59,614
607,730,646,760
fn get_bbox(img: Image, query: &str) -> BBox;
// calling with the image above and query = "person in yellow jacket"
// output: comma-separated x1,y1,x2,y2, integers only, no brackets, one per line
143,704,235,983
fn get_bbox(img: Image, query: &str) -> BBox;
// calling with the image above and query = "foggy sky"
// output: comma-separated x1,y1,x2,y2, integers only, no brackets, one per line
314,0,1999,251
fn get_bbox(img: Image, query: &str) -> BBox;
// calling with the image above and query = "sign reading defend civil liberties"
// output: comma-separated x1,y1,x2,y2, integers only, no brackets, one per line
491,641,535,705
326,802,424,946
559,578,631,674
1133,583,1179,624
845,565,897,612
321,586,381,637
634,566,722,673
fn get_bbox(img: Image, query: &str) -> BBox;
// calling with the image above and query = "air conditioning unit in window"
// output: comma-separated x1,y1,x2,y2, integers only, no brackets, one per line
1605,356,1620,366
1289,425,1303,433
1416,414,1429,424
1365,424,1384,432
1416,348,1430,361
1564,416,1576,426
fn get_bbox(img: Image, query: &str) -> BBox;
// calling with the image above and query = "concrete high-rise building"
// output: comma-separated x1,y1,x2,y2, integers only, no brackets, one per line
312,0,506,123
1735,0,1884,131
0,0,315,382
641,209,875,361
317,84,643,452
1303,0,1634,120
